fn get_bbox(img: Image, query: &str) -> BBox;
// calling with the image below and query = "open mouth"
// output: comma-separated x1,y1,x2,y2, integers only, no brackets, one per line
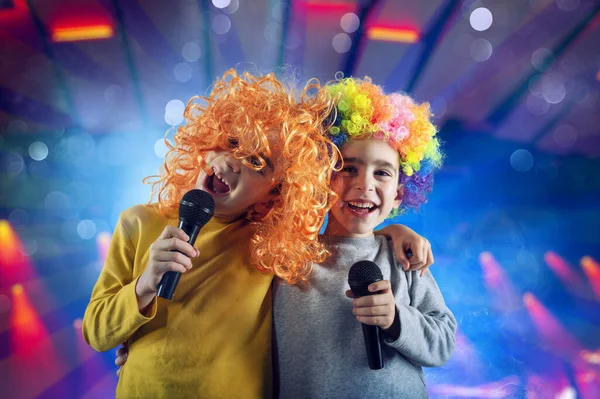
204,172,231,195
346,201,378,215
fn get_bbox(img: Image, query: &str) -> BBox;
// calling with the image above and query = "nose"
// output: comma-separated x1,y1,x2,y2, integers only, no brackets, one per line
354,172,375,192
224,153,241,173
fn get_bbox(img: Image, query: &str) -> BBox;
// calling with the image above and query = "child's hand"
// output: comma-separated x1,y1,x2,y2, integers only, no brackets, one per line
345,280,397,331
136,226,199,298
115,342,129,377
375,225,433,276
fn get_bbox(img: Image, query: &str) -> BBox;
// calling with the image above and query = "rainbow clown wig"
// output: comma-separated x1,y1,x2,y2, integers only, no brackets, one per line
324,77,443,214
145,69,340,284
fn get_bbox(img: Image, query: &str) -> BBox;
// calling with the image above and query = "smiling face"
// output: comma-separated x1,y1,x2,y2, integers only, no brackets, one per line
324,138,402,238
196,148,281,222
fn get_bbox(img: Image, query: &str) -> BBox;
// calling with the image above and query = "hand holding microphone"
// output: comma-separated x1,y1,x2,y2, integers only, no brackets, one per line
136,190,215,307
347,261,397,370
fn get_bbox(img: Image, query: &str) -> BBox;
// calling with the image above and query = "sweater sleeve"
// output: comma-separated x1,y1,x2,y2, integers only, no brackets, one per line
82,216,157,352
383,270,456,367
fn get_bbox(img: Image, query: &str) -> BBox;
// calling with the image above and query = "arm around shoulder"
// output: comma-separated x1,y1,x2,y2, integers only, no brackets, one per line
385,270,457,367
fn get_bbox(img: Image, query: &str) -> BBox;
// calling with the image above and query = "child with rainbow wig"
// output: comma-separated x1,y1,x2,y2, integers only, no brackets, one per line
83,69,436,398
273,77,456,398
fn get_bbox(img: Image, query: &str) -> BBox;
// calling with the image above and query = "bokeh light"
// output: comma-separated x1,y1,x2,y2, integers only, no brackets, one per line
7,120,27,134
332,33,352,53
470,38,492,62
174,63,193,83
212,0,230,9
154,138,170,158
531,48,554,72
340,13,360,33
77,219,97,240
29,142,49,161
164,99,185,126
3,152,25,177
527,93,551,115
44,191,70,211
541,74,567,104
212,14,231,35
223,0,239,14
510,149,534,172
553,125,578,148
182,42,201,62
469,7,493,32
8,209,29,227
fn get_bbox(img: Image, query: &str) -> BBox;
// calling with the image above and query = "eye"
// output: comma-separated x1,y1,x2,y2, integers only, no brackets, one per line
228,138,239,148
375,170,393,177
249,156,261,166
340,165,357,174
248,156,265,174
375,170,393,179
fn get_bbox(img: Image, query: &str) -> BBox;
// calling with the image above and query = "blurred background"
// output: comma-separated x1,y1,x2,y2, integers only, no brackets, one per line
1,0,599,397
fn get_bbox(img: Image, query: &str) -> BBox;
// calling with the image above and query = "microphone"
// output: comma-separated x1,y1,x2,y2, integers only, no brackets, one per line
157,189,215,300
348,260,384,370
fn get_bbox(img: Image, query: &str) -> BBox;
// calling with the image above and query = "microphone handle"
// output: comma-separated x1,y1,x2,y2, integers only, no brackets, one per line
157,220,201,300
361,324,384,370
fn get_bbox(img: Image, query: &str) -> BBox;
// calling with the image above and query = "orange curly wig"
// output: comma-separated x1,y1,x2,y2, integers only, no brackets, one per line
144,69,340,284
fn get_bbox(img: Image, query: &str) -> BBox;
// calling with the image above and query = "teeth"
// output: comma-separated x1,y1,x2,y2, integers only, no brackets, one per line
348,201,374,209
213,170,229,187
217,175,229,186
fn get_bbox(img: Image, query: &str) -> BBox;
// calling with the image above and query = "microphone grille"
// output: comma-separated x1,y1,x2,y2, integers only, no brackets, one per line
179,189,215,226
348,261,383,297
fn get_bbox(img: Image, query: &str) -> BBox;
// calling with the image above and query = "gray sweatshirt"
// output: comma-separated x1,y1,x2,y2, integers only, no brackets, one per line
273,235,457,399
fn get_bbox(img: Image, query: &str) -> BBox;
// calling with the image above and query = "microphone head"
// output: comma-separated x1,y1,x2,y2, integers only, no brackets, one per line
179,189,215,227
348,260,383,297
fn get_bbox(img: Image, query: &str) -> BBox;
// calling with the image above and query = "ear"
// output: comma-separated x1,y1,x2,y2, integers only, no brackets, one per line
249,183,282,220
250,184,281,220
393,184,404,210
252,198,275,219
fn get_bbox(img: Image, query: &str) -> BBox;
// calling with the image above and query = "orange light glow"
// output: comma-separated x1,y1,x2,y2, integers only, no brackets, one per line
8,288,68,398
51,24,114,42
581,256,600,300
0,220,35,287
367,26,419,43
11,285,49,355
12,284,24,295
0,219,16,247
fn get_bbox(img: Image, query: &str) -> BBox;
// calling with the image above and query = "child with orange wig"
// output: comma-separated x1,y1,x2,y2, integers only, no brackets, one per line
83,69,433,398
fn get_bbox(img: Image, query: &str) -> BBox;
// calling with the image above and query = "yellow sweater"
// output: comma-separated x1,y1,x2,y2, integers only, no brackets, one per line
82,204,273,399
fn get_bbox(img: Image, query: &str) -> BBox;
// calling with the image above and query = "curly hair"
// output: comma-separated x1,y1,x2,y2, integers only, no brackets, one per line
324,77,443,215
144,69,339,284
